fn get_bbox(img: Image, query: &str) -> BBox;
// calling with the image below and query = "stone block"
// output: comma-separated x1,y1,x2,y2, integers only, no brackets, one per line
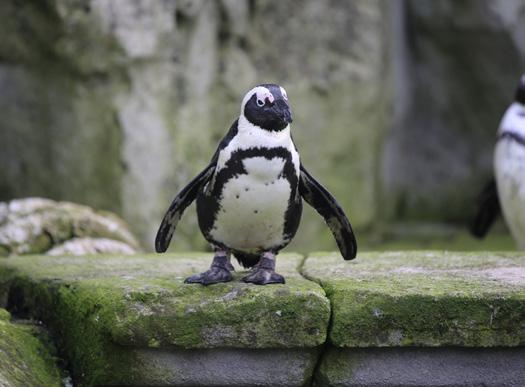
303,251,525,347
0,253,329,386
315,347,525,387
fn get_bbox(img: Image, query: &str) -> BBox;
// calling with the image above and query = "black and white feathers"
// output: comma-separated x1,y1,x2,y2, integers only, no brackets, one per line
471,74,525,249
155,84,357,264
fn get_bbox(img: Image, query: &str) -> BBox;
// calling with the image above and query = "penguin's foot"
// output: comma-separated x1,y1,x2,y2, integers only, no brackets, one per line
241,268,285,285
241,252,285,285
184,252,234,286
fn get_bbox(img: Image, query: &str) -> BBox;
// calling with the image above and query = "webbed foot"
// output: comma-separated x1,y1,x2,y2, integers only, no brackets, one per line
241,252,285,285
185,252,234,286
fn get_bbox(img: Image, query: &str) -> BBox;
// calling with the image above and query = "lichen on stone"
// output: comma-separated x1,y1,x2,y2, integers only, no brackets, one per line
303,251,525,347
0,198,140,256
0,253,329,385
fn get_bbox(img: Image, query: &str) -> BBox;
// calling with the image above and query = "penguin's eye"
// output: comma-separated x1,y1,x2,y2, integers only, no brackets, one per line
256,99,265,107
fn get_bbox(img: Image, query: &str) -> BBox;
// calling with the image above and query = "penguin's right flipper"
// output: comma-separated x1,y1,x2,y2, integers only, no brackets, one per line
299,165,357,260
155,163,216,252
469,178,501,238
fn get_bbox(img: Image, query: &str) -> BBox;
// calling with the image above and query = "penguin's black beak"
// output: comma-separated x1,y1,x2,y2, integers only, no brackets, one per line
275,99,293,124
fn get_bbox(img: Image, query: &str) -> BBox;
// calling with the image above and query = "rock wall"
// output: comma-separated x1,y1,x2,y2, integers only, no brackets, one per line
0,0,390,251
1,0,524,251
383,0,525,222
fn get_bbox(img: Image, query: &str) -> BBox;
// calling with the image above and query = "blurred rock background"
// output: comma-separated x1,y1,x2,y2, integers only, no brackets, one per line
0,0,524,252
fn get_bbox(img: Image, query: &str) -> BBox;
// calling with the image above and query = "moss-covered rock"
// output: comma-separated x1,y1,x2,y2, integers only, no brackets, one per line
0,253,329,385
0,308,61,387
303,251,525,347
0,197,140,256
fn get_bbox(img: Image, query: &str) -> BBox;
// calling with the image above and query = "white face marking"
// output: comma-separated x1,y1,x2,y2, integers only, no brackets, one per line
240,86,274,114
498,102,525,137
280,86,288,101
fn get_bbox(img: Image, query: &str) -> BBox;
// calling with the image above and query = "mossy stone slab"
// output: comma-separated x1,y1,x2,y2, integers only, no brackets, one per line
303,251,525,347
0,253,328,385
0,309,61,387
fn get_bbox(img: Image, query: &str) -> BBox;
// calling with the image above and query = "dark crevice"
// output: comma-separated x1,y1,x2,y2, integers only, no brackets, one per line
297,254,333,386
4,280,75,386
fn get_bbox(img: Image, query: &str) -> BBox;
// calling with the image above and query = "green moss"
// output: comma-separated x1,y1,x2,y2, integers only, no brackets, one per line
0,253,330,385
0,308,10,320
0,317,61,387
314,347,358,386
303,251,525,347
0,246,9,257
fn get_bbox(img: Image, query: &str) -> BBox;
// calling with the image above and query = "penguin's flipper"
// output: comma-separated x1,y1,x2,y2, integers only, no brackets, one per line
155,163,216,252
299,165,357,260
469,178,501,238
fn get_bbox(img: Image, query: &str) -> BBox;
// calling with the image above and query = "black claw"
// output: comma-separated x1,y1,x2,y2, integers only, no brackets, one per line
242,269,285,285
184,267,233,285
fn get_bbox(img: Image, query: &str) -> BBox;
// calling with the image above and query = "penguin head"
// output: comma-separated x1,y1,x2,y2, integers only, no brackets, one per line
499,74,525,136
241,84,293,131
515,74,525,105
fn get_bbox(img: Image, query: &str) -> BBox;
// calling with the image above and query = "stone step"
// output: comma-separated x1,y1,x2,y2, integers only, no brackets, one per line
0,251,524,386
0,253,329,386
303,251,525,386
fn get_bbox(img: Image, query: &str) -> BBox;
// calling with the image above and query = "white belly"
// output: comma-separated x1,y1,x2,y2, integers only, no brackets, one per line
494,140,525,249
210,157,291,252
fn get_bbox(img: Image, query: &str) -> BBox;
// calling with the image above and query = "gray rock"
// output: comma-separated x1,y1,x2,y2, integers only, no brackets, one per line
46,237,136,256
116,347,319,387
316,347,525,387
0,197,139,255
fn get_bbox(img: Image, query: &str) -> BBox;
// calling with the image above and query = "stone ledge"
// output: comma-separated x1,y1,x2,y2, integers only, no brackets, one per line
315,347,525,387
303,251,525,347
0,253,329,386
104,347,319,386
1,251,524,386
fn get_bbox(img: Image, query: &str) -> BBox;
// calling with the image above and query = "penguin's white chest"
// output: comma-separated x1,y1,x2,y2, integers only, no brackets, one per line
494,139,525,248
210,156,291,252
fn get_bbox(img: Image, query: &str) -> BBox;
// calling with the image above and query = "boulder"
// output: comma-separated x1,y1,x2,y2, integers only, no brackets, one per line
0,197,140,256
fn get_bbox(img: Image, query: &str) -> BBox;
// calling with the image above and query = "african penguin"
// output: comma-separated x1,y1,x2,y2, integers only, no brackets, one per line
471,74,525,248
155,84,357,285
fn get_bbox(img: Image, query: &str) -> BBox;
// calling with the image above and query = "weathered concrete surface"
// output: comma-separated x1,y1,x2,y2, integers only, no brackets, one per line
303,251,525,347
0,308,61,387
107,347,319,387
0,197,140,256
0,253,329,386
316,347,525,387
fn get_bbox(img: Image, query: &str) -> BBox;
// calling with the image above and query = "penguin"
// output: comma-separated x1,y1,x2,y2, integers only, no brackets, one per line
155,83,357,285
470,74,525,248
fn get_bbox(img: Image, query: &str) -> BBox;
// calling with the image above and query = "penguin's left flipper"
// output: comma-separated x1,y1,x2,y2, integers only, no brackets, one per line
469,178,501,238
155,163,216,253
299,165,357,260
